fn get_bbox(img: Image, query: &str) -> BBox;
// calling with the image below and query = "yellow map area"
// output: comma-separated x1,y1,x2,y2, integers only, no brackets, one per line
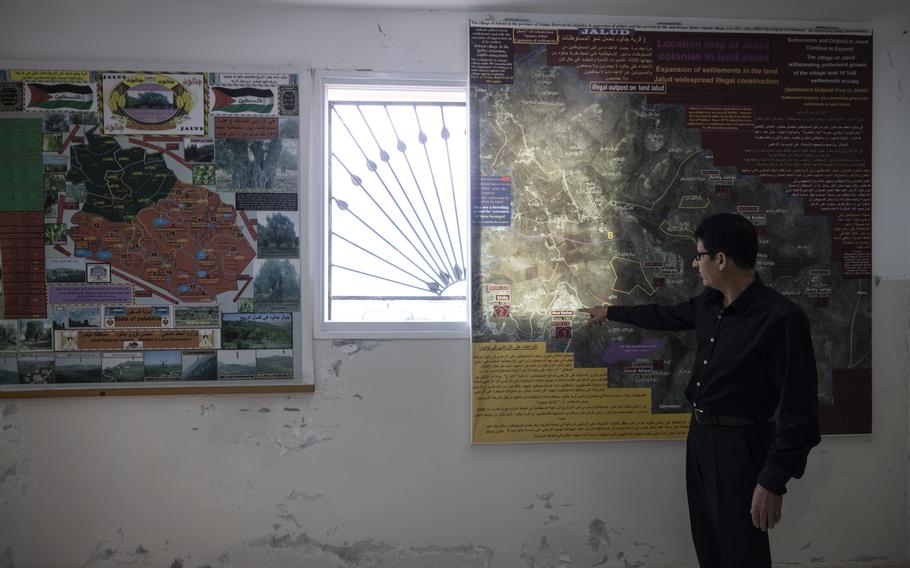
472,342,690,443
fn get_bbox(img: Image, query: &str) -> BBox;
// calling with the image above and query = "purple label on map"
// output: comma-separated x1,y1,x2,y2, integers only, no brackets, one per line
601,338,662,365
47,284,133,305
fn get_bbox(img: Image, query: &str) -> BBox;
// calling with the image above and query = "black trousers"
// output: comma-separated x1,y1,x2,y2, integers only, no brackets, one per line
686,417,775,568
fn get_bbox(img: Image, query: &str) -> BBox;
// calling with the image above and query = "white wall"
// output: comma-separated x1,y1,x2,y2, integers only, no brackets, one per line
1,1,909,567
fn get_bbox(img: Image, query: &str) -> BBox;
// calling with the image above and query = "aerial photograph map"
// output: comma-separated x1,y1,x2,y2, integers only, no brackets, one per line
469,22,872,442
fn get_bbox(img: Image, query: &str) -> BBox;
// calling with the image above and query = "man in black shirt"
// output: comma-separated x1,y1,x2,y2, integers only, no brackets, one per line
581,213,820,568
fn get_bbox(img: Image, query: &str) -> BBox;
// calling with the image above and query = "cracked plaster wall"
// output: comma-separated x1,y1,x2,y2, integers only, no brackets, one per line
1,1,910,567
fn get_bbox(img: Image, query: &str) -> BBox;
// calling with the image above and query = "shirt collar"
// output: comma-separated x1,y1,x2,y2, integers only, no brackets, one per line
705,273,764,313
725,273,764,313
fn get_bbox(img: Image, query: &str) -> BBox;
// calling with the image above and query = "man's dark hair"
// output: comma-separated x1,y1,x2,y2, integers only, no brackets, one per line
694,213,758,269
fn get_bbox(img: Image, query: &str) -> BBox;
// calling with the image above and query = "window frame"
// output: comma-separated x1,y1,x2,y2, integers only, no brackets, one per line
312,70,471,340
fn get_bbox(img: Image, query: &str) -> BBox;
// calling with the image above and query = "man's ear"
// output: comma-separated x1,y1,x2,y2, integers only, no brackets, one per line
716,251,728,271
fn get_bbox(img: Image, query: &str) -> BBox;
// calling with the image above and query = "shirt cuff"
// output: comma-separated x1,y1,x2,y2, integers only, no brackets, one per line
757,467,790,496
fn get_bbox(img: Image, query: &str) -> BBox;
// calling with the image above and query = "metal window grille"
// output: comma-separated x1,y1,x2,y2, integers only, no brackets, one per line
325,85,468,326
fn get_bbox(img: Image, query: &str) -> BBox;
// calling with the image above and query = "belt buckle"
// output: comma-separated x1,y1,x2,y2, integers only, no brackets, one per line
694,408,708,425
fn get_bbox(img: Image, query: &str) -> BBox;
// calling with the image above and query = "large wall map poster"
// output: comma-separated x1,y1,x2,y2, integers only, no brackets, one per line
469,22,872,442
0,67,307,390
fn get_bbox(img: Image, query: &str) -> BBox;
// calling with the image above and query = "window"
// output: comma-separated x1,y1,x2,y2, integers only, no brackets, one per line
315,72,469,338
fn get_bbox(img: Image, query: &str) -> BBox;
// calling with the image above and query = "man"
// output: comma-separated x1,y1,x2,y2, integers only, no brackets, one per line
581,212,820,568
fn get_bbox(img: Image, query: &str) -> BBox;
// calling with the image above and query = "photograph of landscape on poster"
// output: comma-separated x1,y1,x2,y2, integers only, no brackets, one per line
469,22,872,443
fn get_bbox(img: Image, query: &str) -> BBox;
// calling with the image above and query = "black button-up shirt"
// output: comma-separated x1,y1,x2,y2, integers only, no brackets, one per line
606,276,820,494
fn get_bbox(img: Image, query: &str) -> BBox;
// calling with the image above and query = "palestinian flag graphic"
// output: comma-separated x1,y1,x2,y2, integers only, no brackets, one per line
27,83,95,110
212,86,275,114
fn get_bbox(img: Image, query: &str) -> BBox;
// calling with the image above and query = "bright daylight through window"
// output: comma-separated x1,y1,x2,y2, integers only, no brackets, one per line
319,76,468,337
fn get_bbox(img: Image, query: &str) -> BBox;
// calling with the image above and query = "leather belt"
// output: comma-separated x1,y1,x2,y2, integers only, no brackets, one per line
693,408,771,427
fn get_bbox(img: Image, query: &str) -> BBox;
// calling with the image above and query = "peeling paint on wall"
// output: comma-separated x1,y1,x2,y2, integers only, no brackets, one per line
586,519,622,552
79,543,122,567
631,540,661,564
0,458,29,495
1,403,17,420
318,340,387,380
276,503,302,528
242,429,333,456
250,532,396,565
287,489,324,502
519,536,562,568
885,48,905,102
0,546,19,568
525,492,574,526
534,491,554,509
409,544,495,562
0,424,22,448
310,340,389,405
246,531,497,567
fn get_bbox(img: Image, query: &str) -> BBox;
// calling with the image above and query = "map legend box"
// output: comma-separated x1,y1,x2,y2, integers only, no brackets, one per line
472,176,512,227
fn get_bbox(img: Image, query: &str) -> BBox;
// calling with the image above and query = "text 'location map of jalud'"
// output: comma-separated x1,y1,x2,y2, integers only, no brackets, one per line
469,22,872,442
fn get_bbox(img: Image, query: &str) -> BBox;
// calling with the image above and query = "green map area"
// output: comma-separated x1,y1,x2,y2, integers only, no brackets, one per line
0,118,43,212
67,127,176,222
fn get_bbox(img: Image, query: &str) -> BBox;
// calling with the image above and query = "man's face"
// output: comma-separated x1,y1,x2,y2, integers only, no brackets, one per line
692,239,719,288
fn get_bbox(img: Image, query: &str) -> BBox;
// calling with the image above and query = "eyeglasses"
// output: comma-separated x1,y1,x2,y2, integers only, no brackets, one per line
693,251,713,262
